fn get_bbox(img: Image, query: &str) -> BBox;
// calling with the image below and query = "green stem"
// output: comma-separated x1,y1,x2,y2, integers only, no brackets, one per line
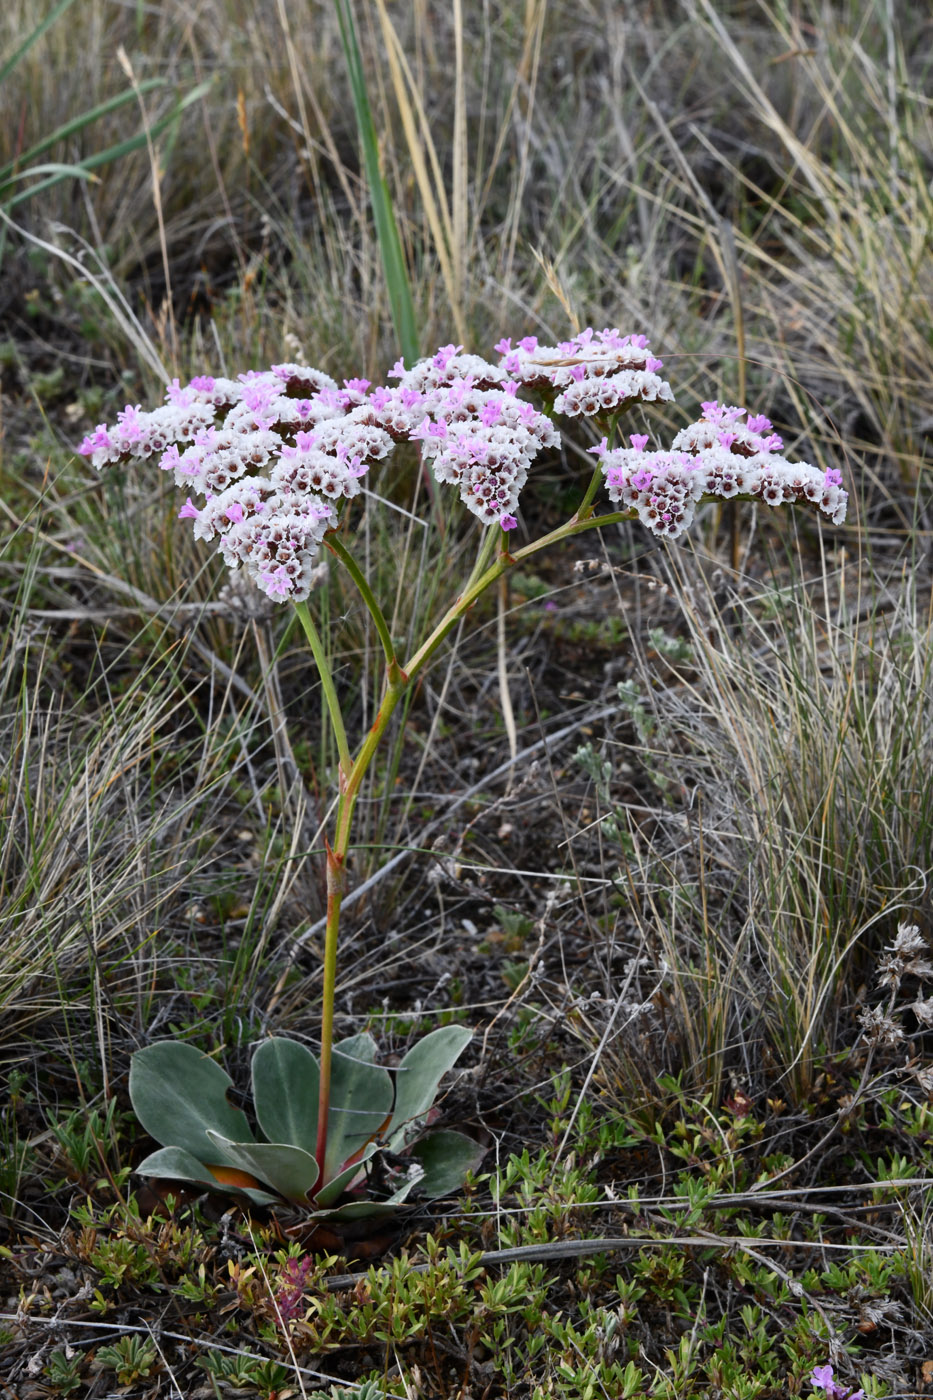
462,524,500,595
308,499,636,1193
403,507,635,680
312,651,409,1182
574,462,607,519
315,839,343,1180
327,533,399,674
575,413,624,518
293,598,353,781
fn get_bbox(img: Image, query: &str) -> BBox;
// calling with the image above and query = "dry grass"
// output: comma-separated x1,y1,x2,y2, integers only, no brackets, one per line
593,536,933,1104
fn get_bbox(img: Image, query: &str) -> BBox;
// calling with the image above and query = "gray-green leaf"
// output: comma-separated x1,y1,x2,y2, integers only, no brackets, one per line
251,1037,319,1155
324,1034,393,1181
134,1146,279,1207
204,1132,319,1204
412,1129,485,1199
313,1140,381,1208
387,1025,472,1152
129,1042,254,1167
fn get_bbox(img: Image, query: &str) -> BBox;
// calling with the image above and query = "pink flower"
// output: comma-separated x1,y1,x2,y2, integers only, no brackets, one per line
166,378,195,406
261,565,294,598
500,514,518,530
629,434,649,451
409,416,434,442
432,344,463,371
809,1363,864,1400
116,405,144,440
78,425,113,456
178,498,200,520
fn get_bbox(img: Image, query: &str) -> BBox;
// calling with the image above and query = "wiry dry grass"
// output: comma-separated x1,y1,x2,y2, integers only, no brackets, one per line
595,537,933,1105
0,592,298,1042
4,1,930,426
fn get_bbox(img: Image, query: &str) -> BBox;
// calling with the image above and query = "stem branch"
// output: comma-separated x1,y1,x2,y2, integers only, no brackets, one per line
294,599,353,781
403,508,635,681
303,498,636,1192
327,532,399,672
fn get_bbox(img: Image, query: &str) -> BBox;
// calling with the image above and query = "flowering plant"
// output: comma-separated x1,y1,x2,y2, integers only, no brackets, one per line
809,1363,865,1400
82,329,846,1216
127,1029,476,1218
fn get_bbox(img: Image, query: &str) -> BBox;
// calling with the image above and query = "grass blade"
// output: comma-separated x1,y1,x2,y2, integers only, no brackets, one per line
0,0,77,86
0,78,166,184
333,0,419,363
3,79,214,212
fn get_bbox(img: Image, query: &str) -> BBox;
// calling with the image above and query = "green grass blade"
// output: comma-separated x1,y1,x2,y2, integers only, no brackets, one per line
0,0,78,85
333,0,419,363
2,80,214,211
0,162,99,202
0,78,167,183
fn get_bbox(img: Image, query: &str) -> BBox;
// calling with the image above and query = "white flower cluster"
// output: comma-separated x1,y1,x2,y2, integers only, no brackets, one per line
671,400,785,456
876,922,933,988
495,328,674,418
372,344,559,527
79,366,394,602
597,402,848,539
78,341,848,600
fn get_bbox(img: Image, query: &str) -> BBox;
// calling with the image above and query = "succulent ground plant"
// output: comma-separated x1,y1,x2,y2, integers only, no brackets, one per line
129,1027,480,1219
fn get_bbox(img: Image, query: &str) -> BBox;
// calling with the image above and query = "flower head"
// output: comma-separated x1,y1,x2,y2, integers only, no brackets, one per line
370,351,559,524
498,327,674,420
80,345,847,595
599,412,847,536
674,402,784,456
809,1362,864,1400
80,364,378,602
